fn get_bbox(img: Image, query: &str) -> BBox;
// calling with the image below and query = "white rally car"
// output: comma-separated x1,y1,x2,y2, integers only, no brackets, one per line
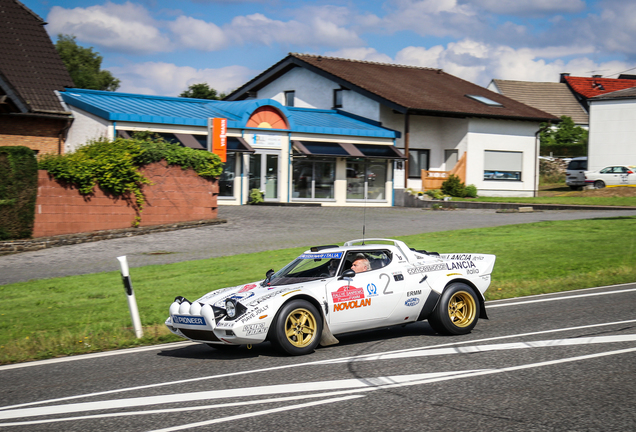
166,238,496,356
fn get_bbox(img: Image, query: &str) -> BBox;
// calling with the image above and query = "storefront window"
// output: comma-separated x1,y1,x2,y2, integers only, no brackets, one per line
347,160,387,200
218,153,236,197
292,159,335,199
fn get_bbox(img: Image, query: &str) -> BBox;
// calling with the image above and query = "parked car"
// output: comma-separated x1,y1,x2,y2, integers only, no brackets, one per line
566,157,588,190
585,165,636,188
166,238,496,355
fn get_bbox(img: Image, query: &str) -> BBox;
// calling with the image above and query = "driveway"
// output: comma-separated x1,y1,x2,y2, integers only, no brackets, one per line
1,205,635,285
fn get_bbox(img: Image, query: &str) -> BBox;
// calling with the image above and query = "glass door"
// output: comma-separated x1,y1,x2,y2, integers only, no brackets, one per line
249,153,279,200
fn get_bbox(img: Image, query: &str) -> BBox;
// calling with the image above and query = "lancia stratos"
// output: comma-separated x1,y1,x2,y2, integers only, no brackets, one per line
166,238,496,356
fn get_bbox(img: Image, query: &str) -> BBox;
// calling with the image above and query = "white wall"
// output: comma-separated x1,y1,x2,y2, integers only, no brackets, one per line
65,106,110,152
257,68,382,120
588,98,636,170
467,119,540,197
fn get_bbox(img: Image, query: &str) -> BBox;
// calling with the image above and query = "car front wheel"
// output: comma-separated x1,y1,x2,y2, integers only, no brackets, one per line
594,180,605,188
271,299,323,355
428,283,479,335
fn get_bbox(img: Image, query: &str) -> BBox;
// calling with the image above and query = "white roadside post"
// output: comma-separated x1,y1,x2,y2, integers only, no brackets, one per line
116,255,144,338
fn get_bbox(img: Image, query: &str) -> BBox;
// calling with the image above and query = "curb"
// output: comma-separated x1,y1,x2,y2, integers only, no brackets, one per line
0,218,227,256
414,201,636,211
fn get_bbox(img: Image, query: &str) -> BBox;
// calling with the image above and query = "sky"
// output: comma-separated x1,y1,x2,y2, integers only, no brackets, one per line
21,0,636,97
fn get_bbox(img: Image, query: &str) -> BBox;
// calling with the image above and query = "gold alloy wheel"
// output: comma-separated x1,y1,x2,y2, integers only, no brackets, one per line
447,290,477,327
284,307,317,347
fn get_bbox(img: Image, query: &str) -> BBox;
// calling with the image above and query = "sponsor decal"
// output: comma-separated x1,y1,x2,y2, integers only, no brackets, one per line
239,283,257,293
243,323,267,336
405,298,420,307
441,254,485,261
407,263,446,275
239,304,270,323
299,252,343,259
332,286,365,303
445,261,476,270
407,290,422,297
366,283,379,297
246,286,298,306
217,321,232,327
466,268,480,274
481,275,491,281
197,286,236,302
333,298,371,312
173,315,207,326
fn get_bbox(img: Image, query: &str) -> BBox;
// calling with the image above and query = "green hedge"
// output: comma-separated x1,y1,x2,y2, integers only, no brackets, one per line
0,147,38,240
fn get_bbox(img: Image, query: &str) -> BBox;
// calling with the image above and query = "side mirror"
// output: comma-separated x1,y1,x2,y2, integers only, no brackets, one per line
339,269,355,280
266,269,275,279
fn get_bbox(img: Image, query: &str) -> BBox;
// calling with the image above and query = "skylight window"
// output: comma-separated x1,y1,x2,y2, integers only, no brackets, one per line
466,94,503,107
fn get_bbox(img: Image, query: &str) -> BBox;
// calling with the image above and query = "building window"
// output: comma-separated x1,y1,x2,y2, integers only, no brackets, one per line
484,150,522,181
284,91,295,107
292,159,335,199
347,160,388,201
218,153,236,197
408,150,429,178
333,89,343,108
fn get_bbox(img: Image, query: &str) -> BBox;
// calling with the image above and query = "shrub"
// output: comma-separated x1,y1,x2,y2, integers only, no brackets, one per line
441,174,467,197
249,188,264,204
424,189,445,200
0,147,38,239
465,184,478,198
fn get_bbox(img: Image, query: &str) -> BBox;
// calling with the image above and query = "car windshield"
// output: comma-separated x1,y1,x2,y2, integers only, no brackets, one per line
267,252,342,286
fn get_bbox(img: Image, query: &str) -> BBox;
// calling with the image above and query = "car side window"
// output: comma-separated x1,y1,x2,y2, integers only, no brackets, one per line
343,250,392,274
600,167,612,174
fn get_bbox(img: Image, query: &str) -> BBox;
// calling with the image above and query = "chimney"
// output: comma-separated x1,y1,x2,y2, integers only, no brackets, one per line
559,73,570,83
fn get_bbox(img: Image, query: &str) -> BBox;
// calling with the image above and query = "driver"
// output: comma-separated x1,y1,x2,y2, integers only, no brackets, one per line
351,257,370,273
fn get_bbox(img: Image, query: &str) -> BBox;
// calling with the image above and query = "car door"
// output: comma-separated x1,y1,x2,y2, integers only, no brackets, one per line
617,166,636,185
325,250,402,334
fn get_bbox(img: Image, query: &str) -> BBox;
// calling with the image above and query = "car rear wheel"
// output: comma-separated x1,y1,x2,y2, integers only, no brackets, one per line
271,299,322,356
428,283,479,335
594,180,605,188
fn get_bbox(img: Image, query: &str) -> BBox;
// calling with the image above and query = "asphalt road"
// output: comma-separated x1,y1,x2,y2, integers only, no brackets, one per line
1,283,635,431
2,206,636,285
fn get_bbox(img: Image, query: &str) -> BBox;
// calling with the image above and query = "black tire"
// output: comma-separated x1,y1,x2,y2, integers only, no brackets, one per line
428,283,479,335
271,299,323,356
594,180,605,189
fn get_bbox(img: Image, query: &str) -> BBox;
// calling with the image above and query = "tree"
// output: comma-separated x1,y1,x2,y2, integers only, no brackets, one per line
539,116,588,157
55,34,120,91
179,83,225,100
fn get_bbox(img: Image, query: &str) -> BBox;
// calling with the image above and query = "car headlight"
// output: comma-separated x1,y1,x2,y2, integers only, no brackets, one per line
225,299,237,318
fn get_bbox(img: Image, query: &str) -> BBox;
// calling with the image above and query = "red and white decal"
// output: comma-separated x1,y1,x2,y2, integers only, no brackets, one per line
332,286,365,303
239,283,257,293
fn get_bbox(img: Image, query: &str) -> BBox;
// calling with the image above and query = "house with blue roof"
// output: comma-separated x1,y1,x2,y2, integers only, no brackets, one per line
59,88,403,206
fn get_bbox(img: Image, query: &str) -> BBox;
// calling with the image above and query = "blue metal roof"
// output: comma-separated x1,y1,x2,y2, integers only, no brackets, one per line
60,88,397,139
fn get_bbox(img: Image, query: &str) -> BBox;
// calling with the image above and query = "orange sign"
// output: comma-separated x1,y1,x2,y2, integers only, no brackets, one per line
211,118,227,162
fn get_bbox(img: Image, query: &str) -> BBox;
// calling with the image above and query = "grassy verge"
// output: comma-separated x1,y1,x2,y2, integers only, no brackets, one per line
2,216,635,364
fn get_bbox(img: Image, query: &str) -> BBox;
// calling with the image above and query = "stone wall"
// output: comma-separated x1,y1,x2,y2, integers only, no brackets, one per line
33,161,219,237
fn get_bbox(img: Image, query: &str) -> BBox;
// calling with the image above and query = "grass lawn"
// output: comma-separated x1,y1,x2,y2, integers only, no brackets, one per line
1,216,635,365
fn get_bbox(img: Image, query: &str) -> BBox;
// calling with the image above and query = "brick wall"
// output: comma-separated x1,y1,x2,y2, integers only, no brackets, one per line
0,116,68,154
33,161,219,237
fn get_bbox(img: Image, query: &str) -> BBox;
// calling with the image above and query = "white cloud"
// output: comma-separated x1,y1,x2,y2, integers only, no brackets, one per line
168,16,228,51
46,2,172,54
466,0,586,16
324,47,394,63
108,62,256,96
226,13,363,48
394,39,635,86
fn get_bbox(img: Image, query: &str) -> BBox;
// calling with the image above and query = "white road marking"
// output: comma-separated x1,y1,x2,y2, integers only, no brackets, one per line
3,318,636,413
487,288,636,308
0,371,475,421
329,334,636,362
